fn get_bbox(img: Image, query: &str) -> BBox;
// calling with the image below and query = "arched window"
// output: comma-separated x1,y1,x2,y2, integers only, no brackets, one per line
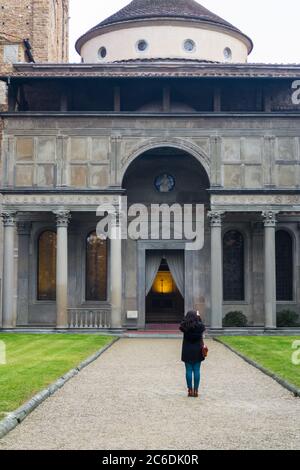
223,230,245,301
37,231,57,300
276,230,293,301
86,231,107,301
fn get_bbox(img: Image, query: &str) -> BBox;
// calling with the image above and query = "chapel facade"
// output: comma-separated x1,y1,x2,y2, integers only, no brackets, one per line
0,0,300,331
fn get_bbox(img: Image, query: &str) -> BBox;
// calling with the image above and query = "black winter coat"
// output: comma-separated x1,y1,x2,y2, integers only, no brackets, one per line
180,322,206,364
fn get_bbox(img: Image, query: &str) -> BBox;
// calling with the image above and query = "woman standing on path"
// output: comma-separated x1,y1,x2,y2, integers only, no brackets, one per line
180,311,206,398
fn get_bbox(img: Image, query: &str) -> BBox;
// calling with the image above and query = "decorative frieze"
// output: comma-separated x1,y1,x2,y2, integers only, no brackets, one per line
1,194,121,207
211,194,300,206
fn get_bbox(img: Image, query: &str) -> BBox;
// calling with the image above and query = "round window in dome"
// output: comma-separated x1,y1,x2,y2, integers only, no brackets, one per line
183,39,196,53
224,47,232,61
137,40,149,52
98,47,107,59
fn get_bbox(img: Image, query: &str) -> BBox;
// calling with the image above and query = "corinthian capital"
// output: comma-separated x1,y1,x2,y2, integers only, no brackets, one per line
208,211,225,227
1,211,17,227
54,209,71,227
262,210,277,227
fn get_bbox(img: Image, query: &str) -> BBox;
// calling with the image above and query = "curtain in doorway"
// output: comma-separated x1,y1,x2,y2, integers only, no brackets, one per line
145,251,163,295
166,251,185,297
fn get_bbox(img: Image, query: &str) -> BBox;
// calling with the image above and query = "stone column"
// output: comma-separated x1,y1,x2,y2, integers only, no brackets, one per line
17,222,31,326
208,211,224,329
1,211,17,328
110,214,122,329
54,210,71,329
262,211,277,329
251,222,264,326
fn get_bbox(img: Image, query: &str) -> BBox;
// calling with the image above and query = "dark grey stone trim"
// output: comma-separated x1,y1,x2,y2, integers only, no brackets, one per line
8,61,300,73
0,188,126,195
214,337,300,398
1,112,300,118
209,189,300,195
0,337,119,439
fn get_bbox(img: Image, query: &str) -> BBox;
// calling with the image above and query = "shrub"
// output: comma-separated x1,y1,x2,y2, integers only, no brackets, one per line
223,311,248,328
277,310,300,327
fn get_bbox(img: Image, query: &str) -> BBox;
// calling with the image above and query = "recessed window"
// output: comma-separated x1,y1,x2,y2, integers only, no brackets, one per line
276,230,293,301
136,39,148,52
37,231,57,301
98,47,107,59
86,231,107,301
223,230,245,301
224,47,232,61
183,39,196,53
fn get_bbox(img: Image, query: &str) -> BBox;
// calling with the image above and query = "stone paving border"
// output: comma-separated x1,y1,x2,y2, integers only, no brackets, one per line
214,337,300,398
0,337,119,439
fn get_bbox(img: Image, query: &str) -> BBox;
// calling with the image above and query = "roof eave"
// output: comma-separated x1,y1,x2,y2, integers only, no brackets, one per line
3,61,300,80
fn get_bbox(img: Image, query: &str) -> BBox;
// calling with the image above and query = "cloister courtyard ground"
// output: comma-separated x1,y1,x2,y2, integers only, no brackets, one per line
0,336,299,450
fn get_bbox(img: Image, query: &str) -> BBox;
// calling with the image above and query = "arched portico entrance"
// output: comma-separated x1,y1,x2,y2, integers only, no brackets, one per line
122,146,210,327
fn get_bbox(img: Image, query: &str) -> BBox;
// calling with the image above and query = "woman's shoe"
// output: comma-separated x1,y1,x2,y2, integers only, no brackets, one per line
188,388,193,397
193,389,199,398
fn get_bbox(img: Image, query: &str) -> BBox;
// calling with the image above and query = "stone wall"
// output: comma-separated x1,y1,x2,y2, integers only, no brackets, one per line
2,133,110,188
2,115,300,190
0,0,69,69
32,0,69,63
221,136,300,189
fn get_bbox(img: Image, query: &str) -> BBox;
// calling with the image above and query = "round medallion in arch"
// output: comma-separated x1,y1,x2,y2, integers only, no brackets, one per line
154,173,175,193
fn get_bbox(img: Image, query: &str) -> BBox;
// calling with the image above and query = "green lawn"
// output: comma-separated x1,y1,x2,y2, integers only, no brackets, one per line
0,333,114,418
219,336,300,389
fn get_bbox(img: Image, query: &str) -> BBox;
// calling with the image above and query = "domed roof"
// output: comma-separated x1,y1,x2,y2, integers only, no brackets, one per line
76,0,253,54
99,0,239,31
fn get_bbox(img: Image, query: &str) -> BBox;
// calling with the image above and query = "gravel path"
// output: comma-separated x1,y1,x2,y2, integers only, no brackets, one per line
1,339,300,450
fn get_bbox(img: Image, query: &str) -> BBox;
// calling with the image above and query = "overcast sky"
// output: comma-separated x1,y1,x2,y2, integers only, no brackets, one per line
69,0,300,63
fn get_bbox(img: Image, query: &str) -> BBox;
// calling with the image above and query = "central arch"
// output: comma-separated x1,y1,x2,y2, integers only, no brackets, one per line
122,145,210,206
120,138,211,184
122,145,210,327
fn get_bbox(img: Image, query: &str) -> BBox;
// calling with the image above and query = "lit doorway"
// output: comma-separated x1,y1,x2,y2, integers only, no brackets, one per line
146,253,184,324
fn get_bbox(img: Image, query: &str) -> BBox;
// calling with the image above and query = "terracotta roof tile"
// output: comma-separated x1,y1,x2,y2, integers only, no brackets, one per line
97,0,238,31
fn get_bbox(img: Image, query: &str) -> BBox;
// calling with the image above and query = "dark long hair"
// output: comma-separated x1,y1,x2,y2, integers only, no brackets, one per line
180,310,203,332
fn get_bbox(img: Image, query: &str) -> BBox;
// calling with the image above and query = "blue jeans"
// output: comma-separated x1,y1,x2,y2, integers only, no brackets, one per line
185,362,201,390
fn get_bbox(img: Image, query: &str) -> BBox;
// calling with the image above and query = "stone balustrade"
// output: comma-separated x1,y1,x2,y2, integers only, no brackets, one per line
68,308,111,329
